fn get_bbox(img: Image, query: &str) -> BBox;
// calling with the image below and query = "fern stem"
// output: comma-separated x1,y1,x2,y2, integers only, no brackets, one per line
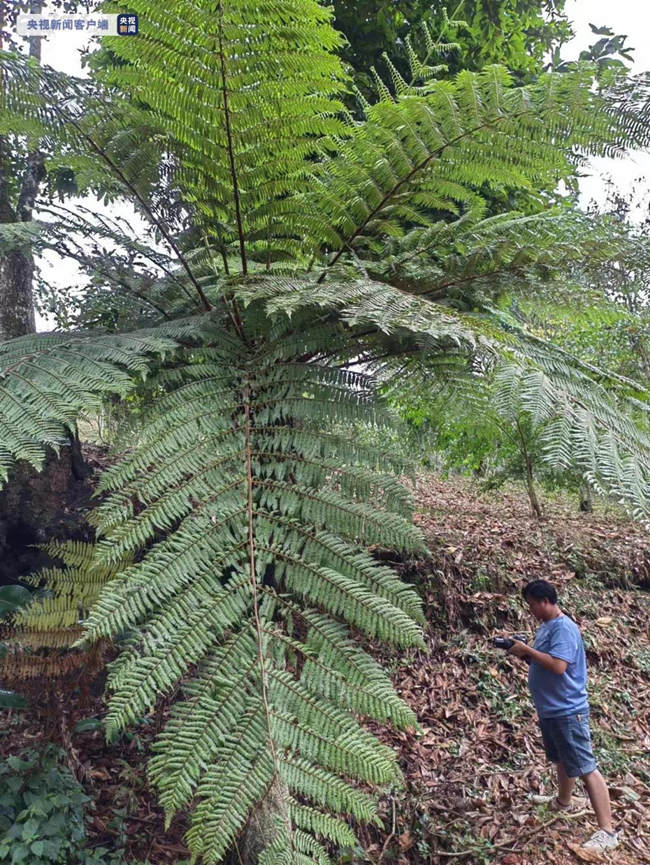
50,111,212,313
217,0,248,276
55,240,170,319
242,377,282,790
416,265,517,297
241,375,296,855
37,201,191,300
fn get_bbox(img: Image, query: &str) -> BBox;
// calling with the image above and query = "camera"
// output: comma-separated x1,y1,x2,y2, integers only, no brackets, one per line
492,634,529,650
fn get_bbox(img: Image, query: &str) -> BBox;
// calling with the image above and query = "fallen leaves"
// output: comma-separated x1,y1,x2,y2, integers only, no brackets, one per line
3,474,649,865
566,841,604,861
360,475,650,865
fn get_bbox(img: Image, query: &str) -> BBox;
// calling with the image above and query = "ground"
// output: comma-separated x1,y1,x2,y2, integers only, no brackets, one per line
2,474,649,864
357,475,650,864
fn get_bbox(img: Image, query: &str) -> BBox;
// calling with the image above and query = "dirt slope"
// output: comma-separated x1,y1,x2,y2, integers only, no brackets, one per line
358,475,650,865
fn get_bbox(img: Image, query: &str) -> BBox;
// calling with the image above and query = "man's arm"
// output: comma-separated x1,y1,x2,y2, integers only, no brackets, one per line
508,640,568,675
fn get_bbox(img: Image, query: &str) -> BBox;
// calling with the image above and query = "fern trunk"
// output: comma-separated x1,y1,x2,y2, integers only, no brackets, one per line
525,462,543,520
579,482,594,513
230,776,291,865
515,420,543,520
0,248,37,339
0,140,37,339
526,466,544,520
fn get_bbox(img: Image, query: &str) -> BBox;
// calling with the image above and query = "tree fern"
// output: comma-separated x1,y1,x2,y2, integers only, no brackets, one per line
57,310,425,863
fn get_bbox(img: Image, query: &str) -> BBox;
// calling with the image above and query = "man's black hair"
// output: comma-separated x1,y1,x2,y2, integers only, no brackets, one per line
522,579,558,605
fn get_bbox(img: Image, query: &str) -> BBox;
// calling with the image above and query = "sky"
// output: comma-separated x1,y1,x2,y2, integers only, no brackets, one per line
563,0,650,214
24,0,650,329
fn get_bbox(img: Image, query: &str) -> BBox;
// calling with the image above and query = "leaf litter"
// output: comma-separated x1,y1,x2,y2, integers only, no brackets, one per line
358,475,650,864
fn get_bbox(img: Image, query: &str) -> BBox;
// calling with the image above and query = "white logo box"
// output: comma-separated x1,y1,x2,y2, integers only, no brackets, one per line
16,14,138,37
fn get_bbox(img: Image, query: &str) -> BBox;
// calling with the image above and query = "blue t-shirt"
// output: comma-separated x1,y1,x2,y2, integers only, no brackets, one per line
527,614,589,719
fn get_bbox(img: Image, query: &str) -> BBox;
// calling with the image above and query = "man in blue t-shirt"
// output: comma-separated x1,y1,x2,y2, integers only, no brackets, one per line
508,579,620,853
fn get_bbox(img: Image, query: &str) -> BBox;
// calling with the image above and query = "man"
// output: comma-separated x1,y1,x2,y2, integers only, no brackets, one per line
508,579,620,853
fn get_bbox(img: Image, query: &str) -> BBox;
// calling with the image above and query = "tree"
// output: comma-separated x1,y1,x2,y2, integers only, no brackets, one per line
2,2,650,862
333,0,573,98
0,0,45,339
0,1,100,588
389,363,603,520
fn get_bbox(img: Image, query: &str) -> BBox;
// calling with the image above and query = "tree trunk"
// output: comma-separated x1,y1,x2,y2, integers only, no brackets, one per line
579,482,594,513
0,0,44,339
515,419,543,520
225,776,291,865
525,463,543,521
0,246,37,339
0,435,95,585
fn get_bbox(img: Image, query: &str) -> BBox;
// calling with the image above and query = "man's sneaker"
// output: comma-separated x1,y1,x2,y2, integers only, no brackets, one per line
581,829,621,852
529,793,589,812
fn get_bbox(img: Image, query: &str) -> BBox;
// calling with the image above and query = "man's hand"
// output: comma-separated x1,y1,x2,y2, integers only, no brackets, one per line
510,643,569,675
508,640,530,659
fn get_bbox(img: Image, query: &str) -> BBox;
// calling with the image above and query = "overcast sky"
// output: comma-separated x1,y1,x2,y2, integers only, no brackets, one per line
29,0,650,329
564,0,650,214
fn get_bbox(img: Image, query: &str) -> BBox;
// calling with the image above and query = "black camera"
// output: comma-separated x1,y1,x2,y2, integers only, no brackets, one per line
492,634,529,650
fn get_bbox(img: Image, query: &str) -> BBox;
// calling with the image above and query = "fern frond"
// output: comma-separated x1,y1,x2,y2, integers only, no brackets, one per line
95,0,349,272
232,275,478,352
0,542,123,682
307,64,650,270
63,318,426,864
0,328,177,483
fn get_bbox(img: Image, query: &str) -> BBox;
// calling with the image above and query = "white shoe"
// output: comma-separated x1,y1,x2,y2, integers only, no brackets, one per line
581,829,622,852
529,793,589,812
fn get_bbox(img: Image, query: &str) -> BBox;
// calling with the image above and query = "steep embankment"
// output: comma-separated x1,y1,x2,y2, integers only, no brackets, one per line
359,475,650,865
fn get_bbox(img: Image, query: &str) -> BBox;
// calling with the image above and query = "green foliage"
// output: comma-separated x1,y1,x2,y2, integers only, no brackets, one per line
96,0,350,270
7,541,128,650
0,541,126,695
0,587,31,617
334,0,573,97
387,344,650,518
0,746,123,865
0,325,179,482
510,298,650,385
552,22,635,80
72,312,425,863
2,1,650,861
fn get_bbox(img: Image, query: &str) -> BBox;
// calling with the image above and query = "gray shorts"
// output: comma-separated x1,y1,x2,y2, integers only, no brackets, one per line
538,711,597,778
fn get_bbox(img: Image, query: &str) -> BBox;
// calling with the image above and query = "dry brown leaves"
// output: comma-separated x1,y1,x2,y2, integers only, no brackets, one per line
358,475,650,865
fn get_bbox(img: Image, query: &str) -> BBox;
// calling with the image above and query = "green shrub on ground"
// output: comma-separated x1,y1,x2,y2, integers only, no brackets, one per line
0,746,125,865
